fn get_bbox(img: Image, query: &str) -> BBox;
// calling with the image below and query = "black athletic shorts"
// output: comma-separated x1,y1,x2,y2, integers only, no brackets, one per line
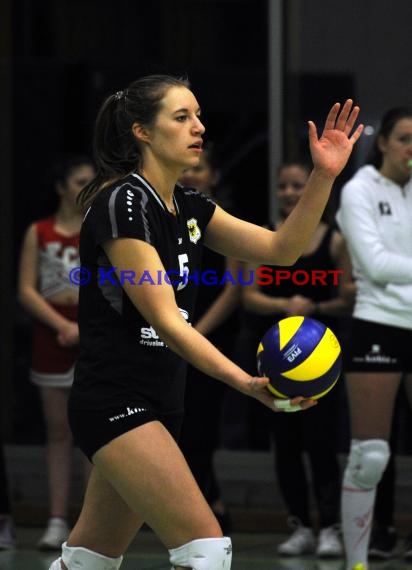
68,403,183,461
344,318,412,373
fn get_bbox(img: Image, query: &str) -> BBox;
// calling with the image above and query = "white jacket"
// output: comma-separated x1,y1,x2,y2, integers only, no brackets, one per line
336,165,412,329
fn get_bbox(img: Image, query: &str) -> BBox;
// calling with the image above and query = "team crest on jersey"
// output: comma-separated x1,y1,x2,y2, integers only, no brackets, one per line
187,218,201,244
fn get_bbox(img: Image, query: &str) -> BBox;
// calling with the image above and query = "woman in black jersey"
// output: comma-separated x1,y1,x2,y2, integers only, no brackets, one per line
48,75,363,570
242,161,353,558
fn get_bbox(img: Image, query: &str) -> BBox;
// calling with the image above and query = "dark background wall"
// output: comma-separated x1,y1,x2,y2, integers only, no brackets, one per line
5,0,271,442
12,0,269,234
1,0,412,442
287,0,412,169
8,0,412,238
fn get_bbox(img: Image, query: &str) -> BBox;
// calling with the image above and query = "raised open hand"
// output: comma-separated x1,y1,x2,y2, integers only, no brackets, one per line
308,99,364,179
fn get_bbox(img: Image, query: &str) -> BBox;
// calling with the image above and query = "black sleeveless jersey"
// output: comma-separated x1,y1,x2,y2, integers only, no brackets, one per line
71,173,216,414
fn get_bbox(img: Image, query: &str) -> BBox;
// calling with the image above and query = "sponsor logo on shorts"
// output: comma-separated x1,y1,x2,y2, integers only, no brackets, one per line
108,406,148,422
353,343,396,365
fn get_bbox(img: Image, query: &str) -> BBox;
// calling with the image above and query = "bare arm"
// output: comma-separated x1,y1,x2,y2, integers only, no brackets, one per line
312,231,354,317
336,233,357,304
242,262,291,315
103,238,314,412
285,232,354,318
194,257,242,337
18,224,79,346
205,100,363,264
242,232,354,318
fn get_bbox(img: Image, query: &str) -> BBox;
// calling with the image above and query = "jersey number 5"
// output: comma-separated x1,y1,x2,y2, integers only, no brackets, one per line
177,253,189,291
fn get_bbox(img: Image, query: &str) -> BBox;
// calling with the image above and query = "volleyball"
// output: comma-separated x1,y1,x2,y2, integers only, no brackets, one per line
256,316,342,400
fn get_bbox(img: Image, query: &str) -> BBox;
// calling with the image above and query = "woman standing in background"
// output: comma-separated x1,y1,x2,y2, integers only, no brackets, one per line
337,107,412,570
242,160,352,558
179,145,241,532
18,156,95,550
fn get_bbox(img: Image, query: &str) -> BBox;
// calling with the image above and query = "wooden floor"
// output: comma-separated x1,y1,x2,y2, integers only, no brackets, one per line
1,528,412,570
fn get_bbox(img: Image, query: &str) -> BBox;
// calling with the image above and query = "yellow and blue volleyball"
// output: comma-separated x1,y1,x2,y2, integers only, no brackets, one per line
256,316,342,399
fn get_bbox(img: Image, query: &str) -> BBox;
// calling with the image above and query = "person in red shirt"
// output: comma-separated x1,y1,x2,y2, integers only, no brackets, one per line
18,156,94,550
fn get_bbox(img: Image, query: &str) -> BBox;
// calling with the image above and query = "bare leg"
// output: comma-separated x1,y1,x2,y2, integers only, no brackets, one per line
82,455,92,491
346,372,401,440
65,421,222,569
342,372,401,569
40,387,72,519
67,467,143,556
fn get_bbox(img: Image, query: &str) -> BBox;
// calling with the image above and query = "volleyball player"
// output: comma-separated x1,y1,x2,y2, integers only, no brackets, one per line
48,75,363,570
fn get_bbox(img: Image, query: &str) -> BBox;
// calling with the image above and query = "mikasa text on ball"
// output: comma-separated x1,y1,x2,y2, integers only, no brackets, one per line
256,316,342,399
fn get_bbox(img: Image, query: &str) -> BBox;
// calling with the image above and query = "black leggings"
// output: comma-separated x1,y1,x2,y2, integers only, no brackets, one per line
179,365,226,504
269,387,341,528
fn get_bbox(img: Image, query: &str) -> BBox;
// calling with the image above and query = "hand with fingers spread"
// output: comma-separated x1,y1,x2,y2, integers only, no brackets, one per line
309,99,364,179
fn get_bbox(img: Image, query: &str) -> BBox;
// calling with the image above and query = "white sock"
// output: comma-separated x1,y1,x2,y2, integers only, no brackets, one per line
62,542,123,569
341,468,375,569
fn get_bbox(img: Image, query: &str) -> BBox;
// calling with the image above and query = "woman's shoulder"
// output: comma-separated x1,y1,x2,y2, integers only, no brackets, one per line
177,183,215,205
175,185,217,225
89,174,147,210
32,215,55,232
98,173,139,194
341,165,380,196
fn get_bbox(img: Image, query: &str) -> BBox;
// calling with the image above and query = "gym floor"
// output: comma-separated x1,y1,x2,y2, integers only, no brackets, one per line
1,529,412,570
3,449,412,569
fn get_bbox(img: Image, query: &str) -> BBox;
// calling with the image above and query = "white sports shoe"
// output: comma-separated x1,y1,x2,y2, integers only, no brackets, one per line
0,515,15,550
316,525,343,558
48,559,63,570
277,517,316,556
38,518,70,550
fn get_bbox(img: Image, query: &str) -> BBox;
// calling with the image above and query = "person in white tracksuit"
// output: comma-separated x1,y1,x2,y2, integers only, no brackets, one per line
336,106,412,570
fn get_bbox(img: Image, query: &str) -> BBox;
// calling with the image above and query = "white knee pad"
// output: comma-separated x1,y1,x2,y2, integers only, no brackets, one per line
169,537,232,569
344,439,390,489
62,542,123,569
